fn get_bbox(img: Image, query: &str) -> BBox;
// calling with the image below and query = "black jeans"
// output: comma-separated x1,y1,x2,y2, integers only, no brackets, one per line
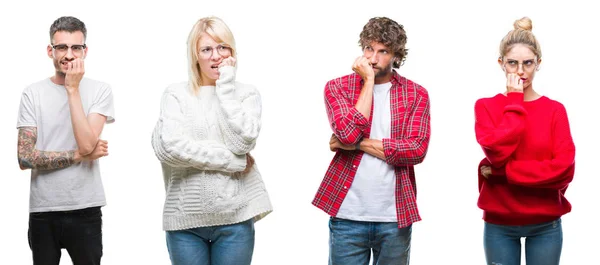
28,206,103,265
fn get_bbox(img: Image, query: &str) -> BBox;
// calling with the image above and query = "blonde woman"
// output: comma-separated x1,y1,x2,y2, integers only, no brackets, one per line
152,17,272,265
475,17,575,265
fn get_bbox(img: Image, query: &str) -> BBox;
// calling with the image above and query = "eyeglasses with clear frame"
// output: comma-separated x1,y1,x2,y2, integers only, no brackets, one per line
51,44,87,56
502,58,538,72
198,44,232,59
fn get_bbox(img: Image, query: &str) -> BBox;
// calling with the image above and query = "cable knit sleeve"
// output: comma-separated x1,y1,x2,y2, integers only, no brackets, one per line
215,66,261,155
152,86,247,172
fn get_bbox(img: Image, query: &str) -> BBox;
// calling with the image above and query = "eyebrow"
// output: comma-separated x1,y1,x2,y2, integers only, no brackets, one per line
53,43,85,46
505,58,536,61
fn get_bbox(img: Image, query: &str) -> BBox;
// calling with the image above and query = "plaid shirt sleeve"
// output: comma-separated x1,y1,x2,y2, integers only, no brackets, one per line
382,84,431,166
324,77,370,145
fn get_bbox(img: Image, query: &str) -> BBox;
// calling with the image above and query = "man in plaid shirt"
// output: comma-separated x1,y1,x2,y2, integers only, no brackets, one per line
312,17,431,265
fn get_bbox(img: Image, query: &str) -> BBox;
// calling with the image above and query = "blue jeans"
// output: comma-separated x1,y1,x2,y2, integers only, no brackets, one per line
166,218,255,265
484,218,563,265
28,206,103,265
329,217,411,265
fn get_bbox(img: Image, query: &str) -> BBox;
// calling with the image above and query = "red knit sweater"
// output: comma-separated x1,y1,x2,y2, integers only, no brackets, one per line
474,92,575,225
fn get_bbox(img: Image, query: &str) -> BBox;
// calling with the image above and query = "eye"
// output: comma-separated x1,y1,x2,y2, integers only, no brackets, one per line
72,45,84,51
200,47,212,53
507,60,518,65
523,60,534,65
55,45,68,51
380,50,389,54
217,45,228,51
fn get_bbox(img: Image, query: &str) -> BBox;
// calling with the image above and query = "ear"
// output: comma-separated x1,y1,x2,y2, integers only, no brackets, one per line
47,44,53,59
83,46,88,60
536,58,542,71
497,57,505,72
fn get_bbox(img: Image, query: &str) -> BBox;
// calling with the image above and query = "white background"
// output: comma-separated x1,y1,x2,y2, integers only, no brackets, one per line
1,0,598,264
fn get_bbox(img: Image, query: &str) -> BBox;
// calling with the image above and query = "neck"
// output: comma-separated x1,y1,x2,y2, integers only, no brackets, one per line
523,85,541,101
51,72,66,85
374,72,392,84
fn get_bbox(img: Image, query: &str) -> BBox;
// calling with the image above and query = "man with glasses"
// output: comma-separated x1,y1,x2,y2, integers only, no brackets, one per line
16,16,114,265
312,17,431,265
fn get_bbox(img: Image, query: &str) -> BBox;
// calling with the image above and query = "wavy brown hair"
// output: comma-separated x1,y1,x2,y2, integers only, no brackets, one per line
359,17,408,68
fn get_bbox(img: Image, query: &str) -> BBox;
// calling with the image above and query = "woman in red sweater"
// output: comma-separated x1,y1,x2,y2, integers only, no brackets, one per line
474,17,575,265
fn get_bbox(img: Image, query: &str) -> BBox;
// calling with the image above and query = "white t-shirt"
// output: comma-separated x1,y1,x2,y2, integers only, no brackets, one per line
337,82,397,222
17,77,115,213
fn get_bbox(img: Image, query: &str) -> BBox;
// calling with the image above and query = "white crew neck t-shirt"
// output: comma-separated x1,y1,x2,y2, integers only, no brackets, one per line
337,82,397,222
17,77,115,213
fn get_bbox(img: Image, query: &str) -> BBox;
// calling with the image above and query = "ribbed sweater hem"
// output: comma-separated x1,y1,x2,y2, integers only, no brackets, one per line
163,192,272,231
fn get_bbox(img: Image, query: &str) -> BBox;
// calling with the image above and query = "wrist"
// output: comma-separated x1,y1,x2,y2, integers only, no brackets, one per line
355,138,363,151
73,150,82,163
66,88,80,96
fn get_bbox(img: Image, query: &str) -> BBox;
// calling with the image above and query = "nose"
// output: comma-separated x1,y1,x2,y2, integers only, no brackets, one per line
516,64,525,75
65,47,75,59
369,54,378,66
211,50,222,61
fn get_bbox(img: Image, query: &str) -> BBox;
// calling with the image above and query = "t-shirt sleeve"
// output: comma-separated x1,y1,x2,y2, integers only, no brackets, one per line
17,88,36,128
90,84,115,124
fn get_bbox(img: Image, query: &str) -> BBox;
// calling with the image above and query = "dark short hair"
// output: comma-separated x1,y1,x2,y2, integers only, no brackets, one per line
49,16,87,42
359,17,408,68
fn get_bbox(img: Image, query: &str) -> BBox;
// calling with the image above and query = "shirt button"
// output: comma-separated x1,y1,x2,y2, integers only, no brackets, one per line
353,165,356,168
343,186,347,189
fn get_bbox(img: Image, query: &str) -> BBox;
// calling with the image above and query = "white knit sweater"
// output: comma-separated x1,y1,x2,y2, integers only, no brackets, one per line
152,66,272,231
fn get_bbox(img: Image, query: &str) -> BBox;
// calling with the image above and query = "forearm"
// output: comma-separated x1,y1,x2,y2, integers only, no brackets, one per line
358,138,386,160
354,79,374,119
19,149,76,170
68,92,98,155
475,93,527,166
506,158,575,189
216,70,261,154
152,126,246,172
325,91,371,145
17,128,78,170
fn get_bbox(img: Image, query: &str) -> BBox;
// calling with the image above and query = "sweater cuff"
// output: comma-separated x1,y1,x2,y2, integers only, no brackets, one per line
506,92,524,105
227,154,247,172
491,166,504,176
216,66,236,85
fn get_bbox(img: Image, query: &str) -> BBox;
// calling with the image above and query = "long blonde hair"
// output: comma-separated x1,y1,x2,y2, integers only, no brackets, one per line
187,16,237,94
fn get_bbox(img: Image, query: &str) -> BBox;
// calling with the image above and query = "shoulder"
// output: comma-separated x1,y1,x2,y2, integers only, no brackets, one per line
475,93,504,108
397,75,429,99
325,73,360,93
22,78,51,94
162,82,191,97
80,77,112,91
541,96,569,115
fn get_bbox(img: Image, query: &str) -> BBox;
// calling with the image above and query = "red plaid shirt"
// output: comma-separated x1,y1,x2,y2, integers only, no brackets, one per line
312,70,431,228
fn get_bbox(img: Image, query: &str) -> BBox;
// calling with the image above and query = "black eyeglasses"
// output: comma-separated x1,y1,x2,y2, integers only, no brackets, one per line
51,44,87,55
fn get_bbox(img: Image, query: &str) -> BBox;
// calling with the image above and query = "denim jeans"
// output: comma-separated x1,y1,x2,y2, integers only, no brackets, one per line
484,218,563,265
166,218,255,265
328,217,411,265
28,206,103,265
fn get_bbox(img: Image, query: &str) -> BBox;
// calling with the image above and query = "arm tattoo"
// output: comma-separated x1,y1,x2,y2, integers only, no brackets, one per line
18,127,75,170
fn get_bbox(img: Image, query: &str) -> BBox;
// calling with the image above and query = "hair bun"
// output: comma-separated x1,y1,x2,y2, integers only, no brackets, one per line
513,17,533,31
